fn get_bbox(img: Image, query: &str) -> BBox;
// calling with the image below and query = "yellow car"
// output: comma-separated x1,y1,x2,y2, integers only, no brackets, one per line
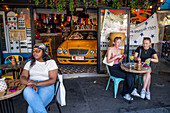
57,29,97,64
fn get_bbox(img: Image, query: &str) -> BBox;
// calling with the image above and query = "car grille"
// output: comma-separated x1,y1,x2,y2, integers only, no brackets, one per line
69,49,88,55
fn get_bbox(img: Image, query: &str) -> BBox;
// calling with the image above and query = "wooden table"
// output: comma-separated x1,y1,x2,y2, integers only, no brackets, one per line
0,79,25,113
0,61,26,79
121,63,151,73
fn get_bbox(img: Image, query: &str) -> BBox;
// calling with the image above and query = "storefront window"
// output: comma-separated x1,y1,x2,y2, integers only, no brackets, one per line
97,8,129,73
2,8,32,53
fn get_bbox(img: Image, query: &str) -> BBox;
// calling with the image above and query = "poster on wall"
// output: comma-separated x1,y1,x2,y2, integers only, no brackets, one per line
100,9,127,50
10,29,26,40
130,13,159,45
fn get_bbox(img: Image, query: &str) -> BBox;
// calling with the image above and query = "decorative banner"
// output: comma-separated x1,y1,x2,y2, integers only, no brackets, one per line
100,9,127,50
88,19,91,24
86,18,88,24
80,18,84,24
130,13,159,45
101,9,127,42
54,14,56,17
93,18,97,24
72,15,78,22
60,14,64,21
10,29,26,40
36,14,39,20
41,14,45,19
67,16,71,21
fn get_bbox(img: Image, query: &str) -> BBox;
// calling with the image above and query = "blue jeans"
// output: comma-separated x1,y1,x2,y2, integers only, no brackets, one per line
23,81,54,113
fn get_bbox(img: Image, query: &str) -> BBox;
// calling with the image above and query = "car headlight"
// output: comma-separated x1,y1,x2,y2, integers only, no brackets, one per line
90,50,94,55
64,50,67,54
58,48,63,54
95,50,97,54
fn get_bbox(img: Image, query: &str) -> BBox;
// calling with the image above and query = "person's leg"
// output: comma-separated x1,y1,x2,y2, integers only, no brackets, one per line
38,84,55,107
142,72,151,91
109,65,129,96
23,87,47,113
27,106,34,113
146,73,151,92
126,73,135,94
109,64,126,79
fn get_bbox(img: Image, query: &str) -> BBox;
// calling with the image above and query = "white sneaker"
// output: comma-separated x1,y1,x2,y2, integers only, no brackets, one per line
131,88,140,97
123,94,133,101
146,91,151,100
140,89,146,99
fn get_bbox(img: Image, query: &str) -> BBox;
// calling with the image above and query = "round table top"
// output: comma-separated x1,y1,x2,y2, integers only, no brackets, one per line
121,63,151,73
0,61,26,70
0,79,26,100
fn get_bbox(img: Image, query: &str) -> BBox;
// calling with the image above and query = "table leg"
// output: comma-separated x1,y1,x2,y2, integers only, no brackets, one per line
0,98,14,113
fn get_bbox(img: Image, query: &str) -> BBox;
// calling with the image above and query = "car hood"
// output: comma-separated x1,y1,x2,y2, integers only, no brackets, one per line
61,40,97,49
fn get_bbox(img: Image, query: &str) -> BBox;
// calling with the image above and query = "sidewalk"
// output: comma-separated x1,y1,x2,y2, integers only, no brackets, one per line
13,73,170,113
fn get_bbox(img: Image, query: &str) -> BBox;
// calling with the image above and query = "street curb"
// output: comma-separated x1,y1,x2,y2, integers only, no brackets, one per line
124,107,170,113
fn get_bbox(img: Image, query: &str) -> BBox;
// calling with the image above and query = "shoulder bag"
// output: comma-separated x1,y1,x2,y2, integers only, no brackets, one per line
103,49,114,66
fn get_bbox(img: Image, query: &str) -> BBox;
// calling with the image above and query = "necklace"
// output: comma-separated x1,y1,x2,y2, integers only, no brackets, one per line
144,49,148,54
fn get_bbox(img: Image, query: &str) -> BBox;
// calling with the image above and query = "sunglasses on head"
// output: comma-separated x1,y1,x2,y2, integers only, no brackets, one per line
32,49,42,53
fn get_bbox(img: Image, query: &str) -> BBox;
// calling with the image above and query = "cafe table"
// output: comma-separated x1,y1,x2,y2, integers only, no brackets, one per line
0,79,26,113
0,61,26,79
121,62,151,74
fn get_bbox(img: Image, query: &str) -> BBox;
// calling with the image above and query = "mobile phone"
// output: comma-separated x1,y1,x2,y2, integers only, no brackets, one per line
9,85,17,92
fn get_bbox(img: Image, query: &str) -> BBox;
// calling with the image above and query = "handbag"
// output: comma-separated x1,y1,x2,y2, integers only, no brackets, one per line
103,49,114,66
56,73,66,106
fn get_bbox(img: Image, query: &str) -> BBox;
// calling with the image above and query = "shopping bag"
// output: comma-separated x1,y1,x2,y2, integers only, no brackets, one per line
56,73,66,106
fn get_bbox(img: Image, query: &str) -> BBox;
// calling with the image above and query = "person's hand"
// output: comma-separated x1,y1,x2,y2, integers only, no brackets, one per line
137,57,141,61
117,54,122,58
29,85,38,92
115,54,122,60
27,80,37,86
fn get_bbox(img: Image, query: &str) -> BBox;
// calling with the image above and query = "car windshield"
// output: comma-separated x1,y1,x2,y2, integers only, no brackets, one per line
68,31,97,40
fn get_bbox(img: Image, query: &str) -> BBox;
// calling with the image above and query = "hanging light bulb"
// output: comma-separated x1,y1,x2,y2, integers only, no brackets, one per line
160,0,164,3
158,6,161,10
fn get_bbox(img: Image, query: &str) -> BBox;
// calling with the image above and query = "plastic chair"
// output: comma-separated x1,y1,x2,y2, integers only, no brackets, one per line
2,55,23,79
44,38,53,58
105,65,125,98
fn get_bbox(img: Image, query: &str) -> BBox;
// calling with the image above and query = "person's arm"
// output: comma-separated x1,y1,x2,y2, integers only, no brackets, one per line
20,69,29,85
106,48,122,63
134,52,141,61
27,69,58,87
146,54,159,63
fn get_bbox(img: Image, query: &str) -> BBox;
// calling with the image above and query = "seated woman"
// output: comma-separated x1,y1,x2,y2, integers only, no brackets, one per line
134,37,158,100
107,37,140,101
20,43,58,113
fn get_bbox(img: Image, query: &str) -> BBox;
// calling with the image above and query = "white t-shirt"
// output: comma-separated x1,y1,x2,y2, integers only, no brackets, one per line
24,59,58,81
